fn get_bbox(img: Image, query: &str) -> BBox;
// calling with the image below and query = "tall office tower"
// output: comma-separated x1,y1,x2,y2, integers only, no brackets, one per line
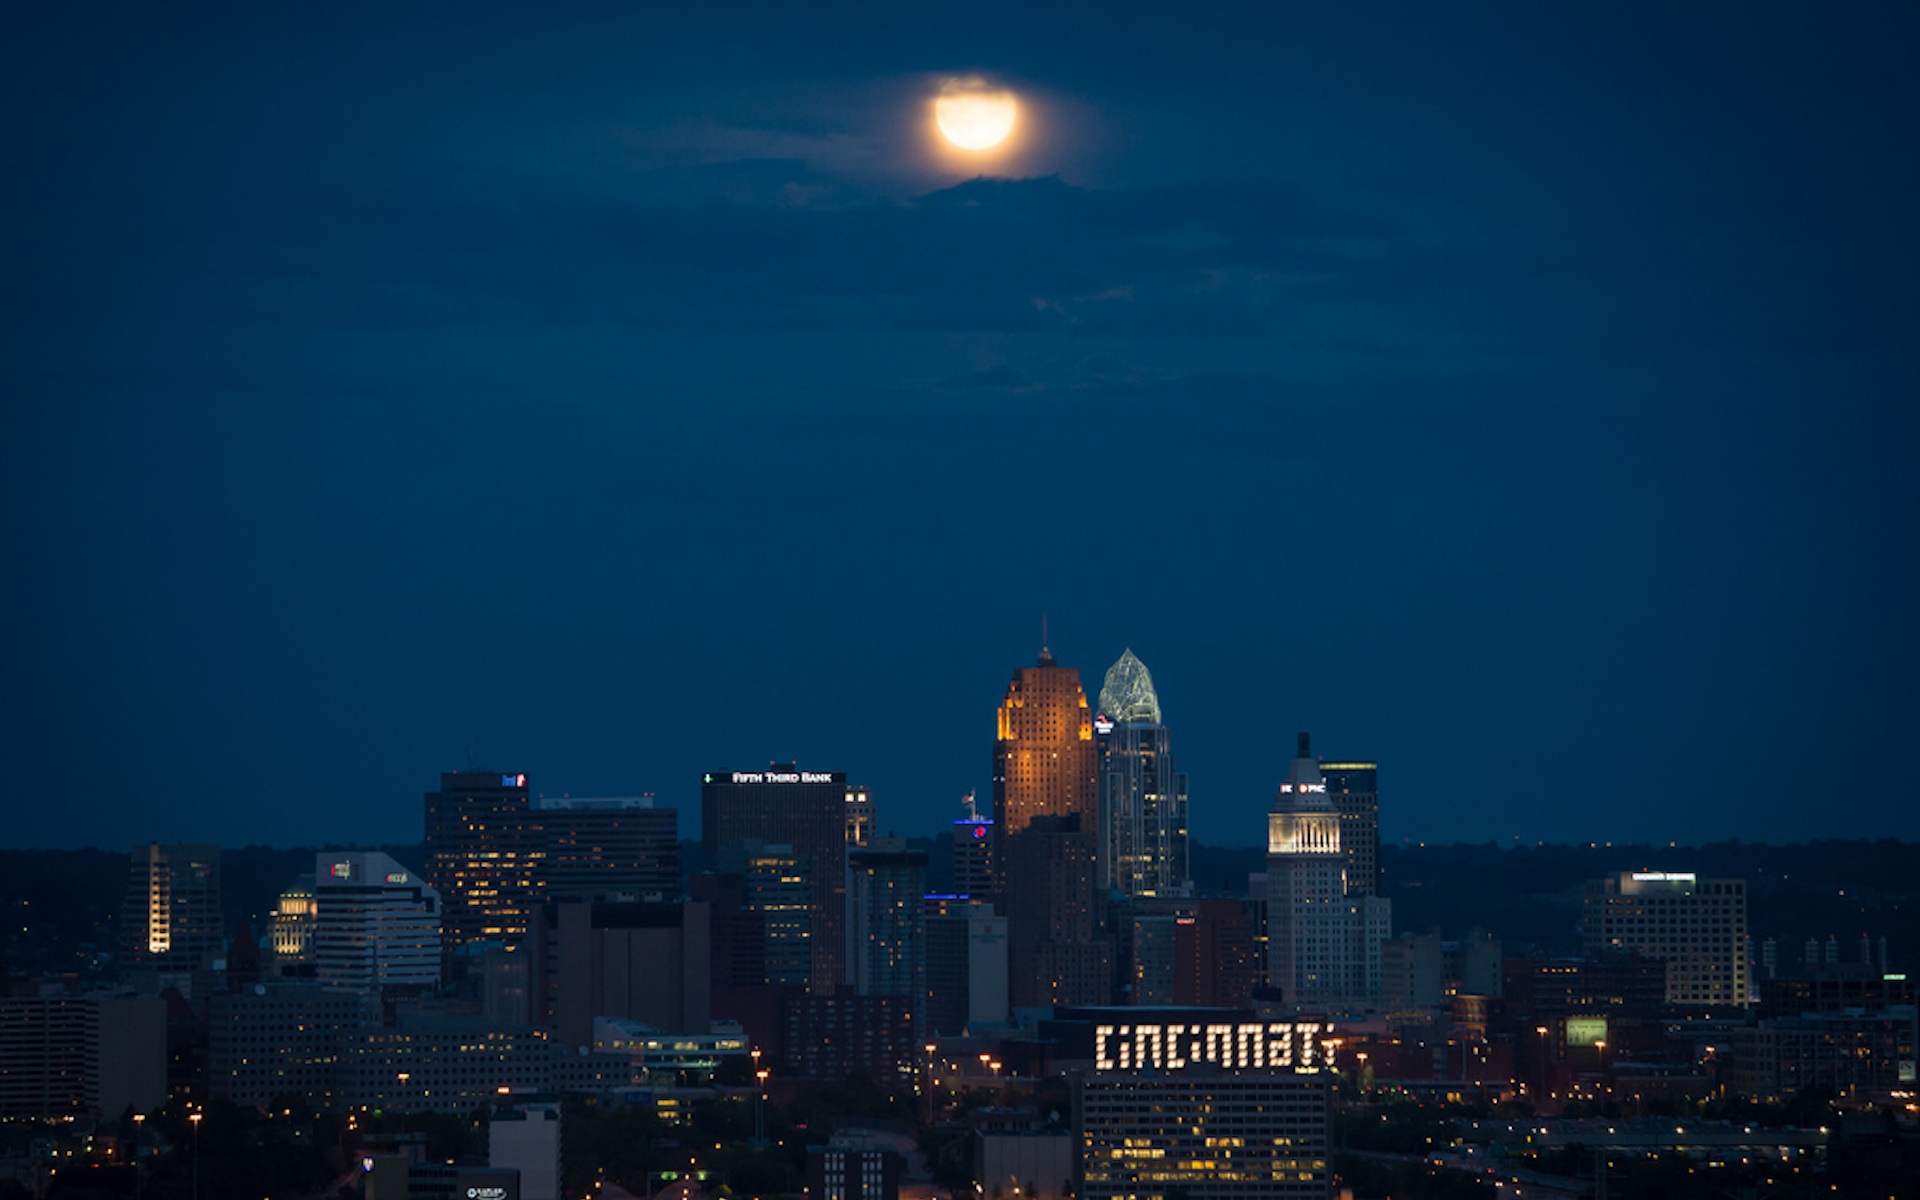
744,845,813,987
530,900,712,1047
1264,734,1389,1011
1131,915,1181,1005
1582,871,1750,1008
702,766,849,993
270,875,317,967
120,843,224,970
1003,814,1112,1009
424,770,544,953
952,815,997,901
1094,649,1190,897
0,993,166,1119
992,649,1098,840
845,784,874,847
531,796,679,901
314,851,442,995
688,873,767,989
1174,898,1258,1008
1320,760,1379,897
846,839,928,1013
923,897,1009,1035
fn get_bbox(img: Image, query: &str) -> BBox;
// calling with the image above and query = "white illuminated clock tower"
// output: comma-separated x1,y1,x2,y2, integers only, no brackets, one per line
1264,733,1389,1011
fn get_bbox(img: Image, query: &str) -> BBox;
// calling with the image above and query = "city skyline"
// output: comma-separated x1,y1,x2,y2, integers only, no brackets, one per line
6,4,1917,852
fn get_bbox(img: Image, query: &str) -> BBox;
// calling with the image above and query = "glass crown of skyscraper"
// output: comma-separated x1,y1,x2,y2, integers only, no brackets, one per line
1098,648,1162,724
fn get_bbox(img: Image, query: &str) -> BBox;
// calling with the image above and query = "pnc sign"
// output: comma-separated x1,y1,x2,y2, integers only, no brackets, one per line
1093,1022,1332,1073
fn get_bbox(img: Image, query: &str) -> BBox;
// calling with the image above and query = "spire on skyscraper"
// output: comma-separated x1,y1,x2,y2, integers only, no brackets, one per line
1097,648,1162,725
1277,731,1333,813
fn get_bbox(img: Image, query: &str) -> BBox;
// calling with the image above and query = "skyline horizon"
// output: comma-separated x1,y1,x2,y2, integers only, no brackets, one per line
17,631,1920,852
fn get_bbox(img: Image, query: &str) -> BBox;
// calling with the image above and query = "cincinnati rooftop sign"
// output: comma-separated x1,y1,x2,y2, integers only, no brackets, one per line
1093,1022,1332,1073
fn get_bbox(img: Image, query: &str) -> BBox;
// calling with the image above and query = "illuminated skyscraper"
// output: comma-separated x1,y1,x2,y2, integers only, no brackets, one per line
992,648,1098,839
1264,734,1389,1012
702,765,849,993
846,838,928,1017
1320,761,1379,897
531,796,679,901
952,814,996,901
120,843,223,970
314,850,441,995
424,770,544,954
845,783,874,847
1094,649,1189,897
1582,871,1750,1008
746,844,813,987
270,875,317,966
1075,1015,1335,1200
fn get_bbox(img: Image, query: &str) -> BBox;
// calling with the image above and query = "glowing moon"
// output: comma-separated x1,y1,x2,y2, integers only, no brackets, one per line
935,84,1019,151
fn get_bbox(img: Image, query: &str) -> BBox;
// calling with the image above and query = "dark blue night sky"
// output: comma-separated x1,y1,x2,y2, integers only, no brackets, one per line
5,3,1917,850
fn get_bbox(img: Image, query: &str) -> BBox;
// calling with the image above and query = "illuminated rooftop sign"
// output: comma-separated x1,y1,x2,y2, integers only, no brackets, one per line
708,770,843,785
1094,1022,1330,1073
1630,872,1697,883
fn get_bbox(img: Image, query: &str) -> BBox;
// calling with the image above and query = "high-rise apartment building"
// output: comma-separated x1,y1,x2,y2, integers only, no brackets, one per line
1320,760,1379,897
120,843,224,970
1582,871,1750,1008
424,770,544,954
531,796,679,901
1094,649,1189,898
314,851,441,995
846,839,927,1012
1264,734,1389,1012
703,766,849,993
992,649,1098,839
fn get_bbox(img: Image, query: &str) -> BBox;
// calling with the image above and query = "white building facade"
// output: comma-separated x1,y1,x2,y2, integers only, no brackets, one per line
314,851,441,994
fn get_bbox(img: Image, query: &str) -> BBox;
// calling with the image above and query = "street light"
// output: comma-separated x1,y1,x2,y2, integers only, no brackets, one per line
755,1069,769,1146
1535,1026,1550,1100
189,1111,203,1200
132,1114,144,1200
924,1043,939,1123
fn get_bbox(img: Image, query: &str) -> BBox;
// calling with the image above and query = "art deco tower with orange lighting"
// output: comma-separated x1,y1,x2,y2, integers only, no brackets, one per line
991,647,1099,839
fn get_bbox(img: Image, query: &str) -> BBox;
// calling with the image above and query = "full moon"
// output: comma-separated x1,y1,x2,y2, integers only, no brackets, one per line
934,83,1019,151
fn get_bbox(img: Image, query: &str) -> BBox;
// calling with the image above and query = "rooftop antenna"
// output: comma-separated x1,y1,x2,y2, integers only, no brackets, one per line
1040,613,1053,664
